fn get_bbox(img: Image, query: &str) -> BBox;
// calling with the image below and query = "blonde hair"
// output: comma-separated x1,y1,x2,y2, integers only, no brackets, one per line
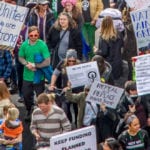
7,107,19,121
47,93,56,104
3,103,16,117
100,16,117,41
28,26,39,34
0,81,10,100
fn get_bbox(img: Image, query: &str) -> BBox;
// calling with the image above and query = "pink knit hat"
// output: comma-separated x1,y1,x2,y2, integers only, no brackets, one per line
61,0,77,7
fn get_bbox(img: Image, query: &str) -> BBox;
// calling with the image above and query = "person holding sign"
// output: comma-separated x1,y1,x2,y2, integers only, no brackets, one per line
30,93,71,150
49,49,82,126
117,81,150,135
64,83,91,128
0,50,12,85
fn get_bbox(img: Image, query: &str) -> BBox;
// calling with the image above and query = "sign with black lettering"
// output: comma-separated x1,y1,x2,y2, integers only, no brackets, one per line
130,7,150,50
86,81,124,109
50,126,97,150
0,2,28,50
66,61,100,88
134,54,150,95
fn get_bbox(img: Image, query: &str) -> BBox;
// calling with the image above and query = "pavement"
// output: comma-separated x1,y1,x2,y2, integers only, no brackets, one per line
11,94,35,150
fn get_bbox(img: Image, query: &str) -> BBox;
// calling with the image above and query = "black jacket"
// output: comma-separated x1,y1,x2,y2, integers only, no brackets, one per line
97,33,123,79
47,27,82,60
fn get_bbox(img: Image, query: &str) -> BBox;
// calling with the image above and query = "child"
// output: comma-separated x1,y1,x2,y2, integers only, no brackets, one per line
0,107,23,150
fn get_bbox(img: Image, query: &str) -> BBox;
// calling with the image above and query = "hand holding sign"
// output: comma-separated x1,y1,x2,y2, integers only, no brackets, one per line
86,81,124,109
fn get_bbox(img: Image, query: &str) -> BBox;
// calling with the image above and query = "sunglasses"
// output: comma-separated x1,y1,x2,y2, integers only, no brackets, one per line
29,34,38,38
68,60,76,63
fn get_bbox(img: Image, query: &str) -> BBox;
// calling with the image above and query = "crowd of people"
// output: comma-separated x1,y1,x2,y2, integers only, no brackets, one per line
0,0,150,149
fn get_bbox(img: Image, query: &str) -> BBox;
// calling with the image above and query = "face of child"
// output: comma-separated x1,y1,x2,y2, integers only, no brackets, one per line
129,118,140,133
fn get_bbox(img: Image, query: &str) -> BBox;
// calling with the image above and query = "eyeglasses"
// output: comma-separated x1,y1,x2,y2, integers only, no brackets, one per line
29,34,38,38
68,60,76,63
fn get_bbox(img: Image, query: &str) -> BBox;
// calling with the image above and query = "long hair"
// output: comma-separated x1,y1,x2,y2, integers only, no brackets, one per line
53,12,77,30
0,82,10,100
100,16,117,41
64,5,81,21
61,57,80,74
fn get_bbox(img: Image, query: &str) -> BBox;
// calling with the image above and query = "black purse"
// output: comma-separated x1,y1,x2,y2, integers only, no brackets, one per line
51,30,68,69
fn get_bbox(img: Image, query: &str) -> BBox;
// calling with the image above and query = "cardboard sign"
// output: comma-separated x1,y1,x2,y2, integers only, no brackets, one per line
86,81,124,109
66,61,100,88
125,0,150,10
0,2,28,50
130,7,150,50
50,126,97,150
134,54,150,95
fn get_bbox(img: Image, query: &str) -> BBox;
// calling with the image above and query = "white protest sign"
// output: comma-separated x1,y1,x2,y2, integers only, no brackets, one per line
86,81,124,109
125,0,150,9
50,126,97,150
130,8,150,50
134,54,150,95
66,61,100,88
0,2,28,50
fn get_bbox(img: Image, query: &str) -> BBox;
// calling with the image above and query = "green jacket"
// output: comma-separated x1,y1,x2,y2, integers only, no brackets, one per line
65,89,87,128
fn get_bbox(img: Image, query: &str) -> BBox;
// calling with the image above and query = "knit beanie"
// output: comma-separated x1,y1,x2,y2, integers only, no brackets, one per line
66,49,77,59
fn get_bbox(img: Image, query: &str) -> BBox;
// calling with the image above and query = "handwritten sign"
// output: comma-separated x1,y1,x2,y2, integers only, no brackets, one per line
86,81,124,109
134,54,150,95
50,126,97,150
66,61,100,88
0,2,28,50
130,8,150,50
125,0,150,10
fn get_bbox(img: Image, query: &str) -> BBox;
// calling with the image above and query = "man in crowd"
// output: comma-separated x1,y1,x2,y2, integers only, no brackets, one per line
30,93,71,149
19,26,51,121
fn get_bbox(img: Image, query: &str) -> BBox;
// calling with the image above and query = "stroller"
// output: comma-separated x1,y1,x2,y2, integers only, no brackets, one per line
0,119,22,150
96,8,125,32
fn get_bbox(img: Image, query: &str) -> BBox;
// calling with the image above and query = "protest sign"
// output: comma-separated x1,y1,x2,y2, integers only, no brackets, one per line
125,0,150,10
50,126,97,150
66,61,100,88
0,2,28,51
86,81,124,109
134,54,150,95
130,7,150,51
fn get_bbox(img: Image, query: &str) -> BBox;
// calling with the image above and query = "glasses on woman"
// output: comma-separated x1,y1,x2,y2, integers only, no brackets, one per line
68,59,76,63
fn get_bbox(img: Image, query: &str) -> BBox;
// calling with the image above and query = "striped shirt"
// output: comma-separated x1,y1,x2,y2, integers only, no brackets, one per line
30,105,71,145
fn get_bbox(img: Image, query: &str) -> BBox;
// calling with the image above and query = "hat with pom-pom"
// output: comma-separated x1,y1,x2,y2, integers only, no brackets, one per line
61,0,76,7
